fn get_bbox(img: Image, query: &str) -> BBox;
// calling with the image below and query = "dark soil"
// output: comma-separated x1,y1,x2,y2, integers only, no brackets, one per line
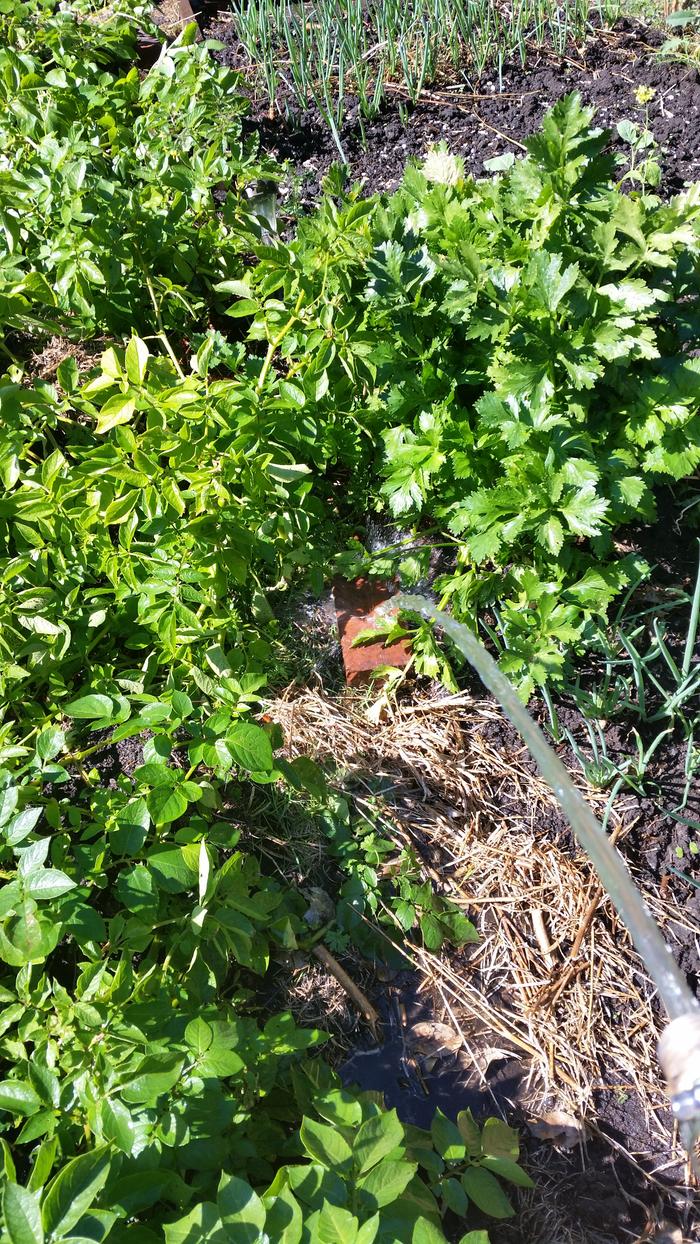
207,14,700,202
339,966,688,1243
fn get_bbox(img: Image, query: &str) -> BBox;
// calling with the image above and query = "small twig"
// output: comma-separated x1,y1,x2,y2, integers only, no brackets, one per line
568,822,625,959
312,943,380,1035
570,886,604,960
383,81,540,105
141,267,186,380
531,908,555,968
470,109,527,151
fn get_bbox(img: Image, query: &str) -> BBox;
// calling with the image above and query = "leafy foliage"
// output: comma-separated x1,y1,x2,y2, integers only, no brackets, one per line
0,688,527,1240
317,94,700,695
4,3,699,1235
0,333,355,716
0,5,529,1242
319,795,478,957
0,3,273,341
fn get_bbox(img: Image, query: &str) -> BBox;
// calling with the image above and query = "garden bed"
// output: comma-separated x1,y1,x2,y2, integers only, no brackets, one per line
208,15,700,200
2,5,700,1241
260,576,700,1242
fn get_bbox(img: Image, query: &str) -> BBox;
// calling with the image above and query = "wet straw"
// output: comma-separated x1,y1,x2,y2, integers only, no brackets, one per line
388,594,700,1156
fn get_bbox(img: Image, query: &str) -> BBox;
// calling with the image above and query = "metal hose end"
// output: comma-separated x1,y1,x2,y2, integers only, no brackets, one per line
658,1013,700,1124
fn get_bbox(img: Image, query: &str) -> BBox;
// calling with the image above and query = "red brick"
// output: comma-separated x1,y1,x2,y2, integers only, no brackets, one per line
333,578,412,687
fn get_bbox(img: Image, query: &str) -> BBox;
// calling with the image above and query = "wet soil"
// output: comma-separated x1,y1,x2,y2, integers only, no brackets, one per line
338,965,688,1243
207,15,700,202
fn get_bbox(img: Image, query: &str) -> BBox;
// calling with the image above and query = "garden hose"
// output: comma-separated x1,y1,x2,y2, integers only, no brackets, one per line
388,594,700,1156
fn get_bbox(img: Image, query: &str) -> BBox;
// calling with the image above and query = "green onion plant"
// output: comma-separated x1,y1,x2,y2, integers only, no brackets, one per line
561,541,700,822
228,0,613,138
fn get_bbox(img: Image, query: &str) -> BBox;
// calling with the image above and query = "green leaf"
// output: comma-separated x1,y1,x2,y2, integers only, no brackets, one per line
121,1056,184,1105
457,1110,482,1158
419,913,444,951
164,1202,228,1244
480,1118,519,1160
28,1137,57,1193
411,1219,450,1243
314,1203,358,1244
616,118,638,144
162,477,186,516
25,869,76,900
36,728,65,762
3,1183,44,1244
104,491,139,526
6,808,42,846
461,1167,514,1219
147,784,188,827
262,1188,302,1244
480,1155,533,1188
483,152,515,172
216,279,253,297
63,695,115,721
171,691,194,719
431,1109,466,1161
314,1088,362,1129
95,394,136,435
353,1109,404,1174
218,1173,265,1242
561,486,608,538
197,1041,244,1079
109,1171,180,1216
0,1081,41,1116
529,252,579,312
356,1216,380,1244
0,904,59,966
28,1063,59,1110
57,357,79,394
185,1017,213,1055
225,298,259,318
147,845,199,892
357,1159,417,1210
267,463,312,484
281,1163,347,1211
0,786,18,828
124,338,149,386
99,1099,135,1155
539,515,564,555
440,1177,469,1216
299,1117,352,1172
278,380,306,408
80,258,105,285
41,1147,111,1240
227,724,273,773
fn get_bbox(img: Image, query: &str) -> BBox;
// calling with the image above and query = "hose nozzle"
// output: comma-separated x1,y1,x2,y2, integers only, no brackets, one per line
658,1013,700,1125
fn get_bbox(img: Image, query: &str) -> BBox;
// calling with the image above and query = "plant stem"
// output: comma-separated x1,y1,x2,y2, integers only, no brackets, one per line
256,290,305,392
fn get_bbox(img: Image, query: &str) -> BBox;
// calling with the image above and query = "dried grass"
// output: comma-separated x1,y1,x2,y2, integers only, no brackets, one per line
265,684,700,1220
24,335,105,384
264,958,363,1053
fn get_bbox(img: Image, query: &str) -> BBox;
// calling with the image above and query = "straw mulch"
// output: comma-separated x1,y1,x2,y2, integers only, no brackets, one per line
265,685,699,1237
